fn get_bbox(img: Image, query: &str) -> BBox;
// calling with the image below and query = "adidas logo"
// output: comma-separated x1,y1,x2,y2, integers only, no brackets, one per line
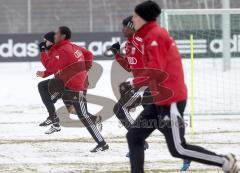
163,115,170,121
151,40,158,46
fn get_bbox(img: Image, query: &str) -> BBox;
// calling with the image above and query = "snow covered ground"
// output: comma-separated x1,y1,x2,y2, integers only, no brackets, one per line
0,60,240,173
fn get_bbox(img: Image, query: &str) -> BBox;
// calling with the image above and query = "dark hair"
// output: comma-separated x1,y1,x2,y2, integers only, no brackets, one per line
59,26,71,40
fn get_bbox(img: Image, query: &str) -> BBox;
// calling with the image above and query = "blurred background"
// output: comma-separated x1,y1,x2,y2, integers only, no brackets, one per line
0,0,239,33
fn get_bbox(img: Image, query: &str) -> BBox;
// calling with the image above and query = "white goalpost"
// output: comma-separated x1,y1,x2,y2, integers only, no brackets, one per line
160,8,240,117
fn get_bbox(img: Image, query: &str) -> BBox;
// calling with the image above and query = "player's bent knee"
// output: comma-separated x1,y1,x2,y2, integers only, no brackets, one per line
38,81,46,91
113,103,123,118
126,130,141,141
126,131,134,142
169,143,186,158
113,103,119,114
169,148,181,158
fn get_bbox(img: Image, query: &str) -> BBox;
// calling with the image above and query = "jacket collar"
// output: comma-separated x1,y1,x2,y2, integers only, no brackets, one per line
136,21,158,38
54,39,70,48
128,35,134,42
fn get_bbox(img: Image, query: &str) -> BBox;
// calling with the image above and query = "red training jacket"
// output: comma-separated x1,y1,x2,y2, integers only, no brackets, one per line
41,40,93,91
115,36,144,76
133,21,187,106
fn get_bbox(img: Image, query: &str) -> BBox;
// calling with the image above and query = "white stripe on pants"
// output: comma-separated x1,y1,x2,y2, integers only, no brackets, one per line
170,102,224,165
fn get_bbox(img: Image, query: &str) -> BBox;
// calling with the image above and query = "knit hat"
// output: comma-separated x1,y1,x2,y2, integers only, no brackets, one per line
122,16,134,30
44,31,55,43
135,0,161,22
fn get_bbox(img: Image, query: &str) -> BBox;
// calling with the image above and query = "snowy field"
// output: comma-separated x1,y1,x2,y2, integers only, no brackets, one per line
0,59,240,173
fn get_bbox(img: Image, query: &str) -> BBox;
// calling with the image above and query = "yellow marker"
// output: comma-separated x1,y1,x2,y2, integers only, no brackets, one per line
190,34,195,134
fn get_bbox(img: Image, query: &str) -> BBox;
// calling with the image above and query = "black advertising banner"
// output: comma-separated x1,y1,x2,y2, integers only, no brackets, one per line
170,30,240,58
0,31,239,62
0,32,123,62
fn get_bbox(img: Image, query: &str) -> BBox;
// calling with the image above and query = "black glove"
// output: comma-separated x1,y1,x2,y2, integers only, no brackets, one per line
108,42,120,55
46,45,53,51
38,42,46,52
119,81,132,96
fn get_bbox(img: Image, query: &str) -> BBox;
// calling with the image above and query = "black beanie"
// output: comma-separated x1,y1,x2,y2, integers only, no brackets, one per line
44,31,55,43
135,0,161,22
122,16,134,30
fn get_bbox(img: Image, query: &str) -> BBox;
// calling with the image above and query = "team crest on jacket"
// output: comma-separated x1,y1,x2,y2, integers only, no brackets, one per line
55,55,60,59
74,50,83,59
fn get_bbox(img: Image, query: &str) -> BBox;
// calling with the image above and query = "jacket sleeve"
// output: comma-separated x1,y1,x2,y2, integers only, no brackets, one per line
132,38,167,87
39,52,53,77
40,52,49,68
42,70,53,78
43,49,69,77
115,53,131,72
144,38,167,70
82,48,93,71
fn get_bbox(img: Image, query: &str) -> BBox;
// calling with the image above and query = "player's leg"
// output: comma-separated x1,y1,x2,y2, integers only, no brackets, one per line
39,78,65,134
71,91,108,152
62,90,102,131
126,104,157,173
159,101,239,172
114,86,149,157
38,79,60,127
113,83,145,129
113,89,139,130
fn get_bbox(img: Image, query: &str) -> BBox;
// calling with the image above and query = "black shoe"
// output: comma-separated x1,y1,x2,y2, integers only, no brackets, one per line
39,116,59,126
90,142,109,153
126,141,149,158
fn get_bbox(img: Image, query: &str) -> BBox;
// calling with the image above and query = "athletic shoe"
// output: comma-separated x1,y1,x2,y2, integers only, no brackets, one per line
126,141,149,157
90,142,109,153
45,124,61,134
39,116,59,126
223,154,239,173
180,160,191,172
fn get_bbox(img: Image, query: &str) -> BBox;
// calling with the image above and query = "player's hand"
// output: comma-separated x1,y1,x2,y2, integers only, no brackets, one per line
36,71,45,77
107,42,121,56
119,81,132,96
38,42,46,52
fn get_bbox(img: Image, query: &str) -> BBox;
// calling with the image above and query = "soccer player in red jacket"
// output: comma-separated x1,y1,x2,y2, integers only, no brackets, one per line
126,1,239,173
111,15,190,169
109,16,150,157
37,31,66,134
37,26,108,152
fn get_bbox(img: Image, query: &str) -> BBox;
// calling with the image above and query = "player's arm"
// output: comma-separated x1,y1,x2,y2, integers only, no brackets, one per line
81,47,94,71
39,52,54,77
109,42,131,72
131,38,167,87
115,53,131,72
144,38,167,70
43,49,69,77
